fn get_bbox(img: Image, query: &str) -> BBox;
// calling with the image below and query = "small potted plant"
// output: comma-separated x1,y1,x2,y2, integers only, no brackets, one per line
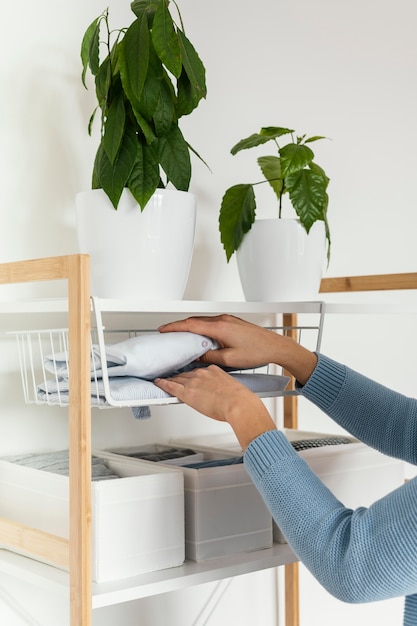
218,126,331,301
76,0,207,299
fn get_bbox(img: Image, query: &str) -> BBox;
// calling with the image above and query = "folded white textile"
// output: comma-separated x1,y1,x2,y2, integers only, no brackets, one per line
44,332,219,380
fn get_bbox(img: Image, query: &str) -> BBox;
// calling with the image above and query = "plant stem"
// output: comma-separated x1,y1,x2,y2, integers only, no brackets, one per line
171,0,185,31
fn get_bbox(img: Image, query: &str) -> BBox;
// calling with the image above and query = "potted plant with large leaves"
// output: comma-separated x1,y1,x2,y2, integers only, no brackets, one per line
76,0,207,299
219,126,331,301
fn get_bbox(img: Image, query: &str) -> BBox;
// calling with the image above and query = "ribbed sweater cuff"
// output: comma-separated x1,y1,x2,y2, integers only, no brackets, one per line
296,353,347,411
244,430,297,481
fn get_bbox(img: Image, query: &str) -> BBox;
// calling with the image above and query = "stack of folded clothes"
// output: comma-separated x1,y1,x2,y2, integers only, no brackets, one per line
37,331,290,418
1,450,119,481
108,446,244,469
290,436,353,451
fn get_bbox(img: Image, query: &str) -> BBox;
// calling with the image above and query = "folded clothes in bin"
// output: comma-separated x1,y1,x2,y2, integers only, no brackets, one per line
183,456,244,469
1,450,119,481
290,436,353,451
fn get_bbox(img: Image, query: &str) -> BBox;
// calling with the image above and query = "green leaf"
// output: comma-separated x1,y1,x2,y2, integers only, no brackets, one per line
286,168,329,232
257,156,283,199
131,0,160,22
157,124,191,190
187,140,211,171
152,0,182,78
176,29,206,115
304,135,327,144
130,107,156,144
259,127,294,140
128,142,160,208
309,161,330,190
280,143,314,177
230,133,273,155
153,75,176,135
102,90,126,164
219,184,256,262
176,70,194,117
119,15,150,108
81,16,101,86
87,106,98,136
137,39,165,119
92,128,138,208
94,57,112,109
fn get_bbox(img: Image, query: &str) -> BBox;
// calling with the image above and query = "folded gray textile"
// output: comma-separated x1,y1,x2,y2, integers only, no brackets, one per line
183,456,244,469
37,376,170,407
290,437,352,451
37,372,290,418
1,450,119,481
44,332,219,380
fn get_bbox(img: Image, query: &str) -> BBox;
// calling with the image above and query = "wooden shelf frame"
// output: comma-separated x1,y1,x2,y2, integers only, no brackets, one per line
0,255,92,626
320,272,417,293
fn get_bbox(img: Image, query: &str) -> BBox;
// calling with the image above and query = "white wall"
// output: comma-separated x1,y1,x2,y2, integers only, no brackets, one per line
0,0,416,624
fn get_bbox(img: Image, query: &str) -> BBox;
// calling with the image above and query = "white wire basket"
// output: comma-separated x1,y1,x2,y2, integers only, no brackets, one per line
9,303,325,409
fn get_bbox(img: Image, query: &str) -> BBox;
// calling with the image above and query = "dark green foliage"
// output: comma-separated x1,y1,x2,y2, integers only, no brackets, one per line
81,1,207,209
219,127,331,262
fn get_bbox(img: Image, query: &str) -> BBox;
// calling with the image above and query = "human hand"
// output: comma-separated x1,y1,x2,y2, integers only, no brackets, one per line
158,314,317,385
154,365,276,450
158,314,281,370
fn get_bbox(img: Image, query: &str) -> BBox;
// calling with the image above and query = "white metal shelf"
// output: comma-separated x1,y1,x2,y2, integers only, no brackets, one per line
0,543,295,608
1,297,417,316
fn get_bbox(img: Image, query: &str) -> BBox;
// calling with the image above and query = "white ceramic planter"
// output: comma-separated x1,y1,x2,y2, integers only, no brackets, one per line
76,188,196,299
236,219,326,302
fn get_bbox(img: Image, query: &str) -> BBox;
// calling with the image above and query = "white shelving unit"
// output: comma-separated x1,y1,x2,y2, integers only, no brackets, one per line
0,256,324,626
0,256,416,626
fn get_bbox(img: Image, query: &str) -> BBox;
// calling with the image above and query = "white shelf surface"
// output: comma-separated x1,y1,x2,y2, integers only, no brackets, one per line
0,298,323,315
0,298,416,316
0,543,296,608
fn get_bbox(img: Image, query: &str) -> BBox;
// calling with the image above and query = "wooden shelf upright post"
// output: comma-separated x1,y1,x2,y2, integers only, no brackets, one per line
282,313,300,626
0,255,92,626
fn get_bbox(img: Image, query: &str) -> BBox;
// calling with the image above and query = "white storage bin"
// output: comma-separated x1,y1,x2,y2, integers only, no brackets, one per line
97,444,273,562
171,430,405,544
0,453,185,582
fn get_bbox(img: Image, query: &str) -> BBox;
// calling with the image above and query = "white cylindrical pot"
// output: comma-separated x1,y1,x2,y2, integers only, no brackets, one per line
236,219,326,302
76,188,196,299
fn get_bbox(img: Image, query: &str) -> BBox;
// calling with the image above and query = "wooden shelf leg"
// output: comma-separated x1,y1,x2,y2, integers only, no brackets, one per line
285,562,300,626
68,255,92,626
283,313,299,626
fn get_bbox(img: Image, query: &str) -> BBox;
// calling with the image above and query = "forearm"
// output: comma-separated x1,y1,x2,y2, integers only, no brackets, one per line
271,334,318,385
225,398,277,451
155,364,278,451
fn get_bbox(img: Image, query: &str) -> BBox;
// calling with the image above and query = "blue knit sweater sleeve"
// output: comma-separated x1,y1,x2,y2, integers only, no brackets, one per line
297,353,417,464
244,354,417,618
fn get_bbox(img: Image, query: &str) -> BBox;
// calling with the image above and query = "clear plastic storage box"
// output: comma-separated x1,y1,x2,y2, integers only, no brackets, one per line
96,443,273,562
